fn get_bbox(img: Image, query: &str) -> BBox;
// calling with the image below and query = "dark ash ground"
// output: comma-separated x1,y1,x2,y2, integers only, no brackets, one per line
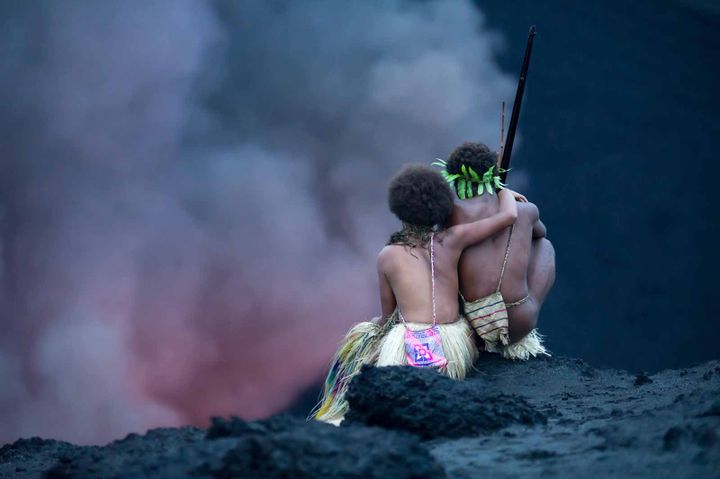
1,355,718,478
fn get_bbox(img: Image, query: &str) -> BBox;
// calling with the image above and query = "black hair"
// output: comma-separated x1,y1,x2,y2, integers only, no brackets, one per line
387,164,454,246
446,142,498,197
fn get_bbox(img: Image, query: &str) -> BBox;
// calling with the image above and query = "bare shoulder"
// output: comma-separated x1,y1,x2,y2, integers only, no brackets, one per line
377,245,402,270
518,201,540,222
440,221,466,248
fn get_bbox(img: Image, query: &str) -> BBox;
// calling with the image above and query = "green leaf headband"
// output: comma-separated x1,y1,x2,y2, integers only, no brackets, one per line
431,158,508,200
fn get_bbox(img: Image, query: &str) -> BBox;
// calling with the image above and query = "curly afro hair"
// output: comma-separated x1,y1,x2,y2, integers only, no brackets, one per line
446,142,498,196
387,164,454,228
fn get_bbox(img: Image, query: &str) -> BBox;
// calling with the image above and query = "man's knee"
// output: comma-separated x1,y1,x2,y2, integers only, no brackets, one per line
508,302,539,343
534,237,555,261
509,318,537,343
529,238,556,295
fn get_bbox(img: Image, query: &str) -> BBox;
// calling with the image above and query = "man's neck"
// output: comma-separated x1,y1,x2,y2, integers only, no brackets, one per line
451,193,499,225
462,192,499,204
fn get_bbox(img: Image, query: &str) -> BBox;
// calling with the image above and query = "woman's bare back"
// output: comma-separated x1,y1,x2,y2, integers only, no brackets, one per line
377,236,462,324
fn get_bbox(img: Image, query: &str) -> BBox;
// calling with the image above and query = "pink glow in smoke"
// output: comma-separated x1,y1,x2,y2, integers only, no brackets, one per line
0,0,514,444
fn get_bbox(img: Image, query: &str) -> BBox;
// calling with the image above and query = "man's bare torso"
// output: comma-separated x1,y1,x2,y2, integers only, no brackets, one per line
450,196,538,303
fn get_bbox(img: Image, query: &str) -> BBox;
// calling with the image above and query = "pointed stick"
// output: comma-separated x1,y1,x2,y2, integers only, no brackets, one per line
499,101,506,164
499,25,537,183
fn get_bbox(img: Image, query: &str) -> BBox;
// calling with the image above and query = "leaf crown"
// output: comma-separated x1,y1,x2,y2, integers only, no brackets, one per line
431,158,508,200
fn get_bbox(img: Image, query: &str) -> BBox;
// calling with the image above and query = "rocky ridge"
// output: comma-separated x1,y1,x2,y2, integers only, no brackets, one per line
1,356,718,478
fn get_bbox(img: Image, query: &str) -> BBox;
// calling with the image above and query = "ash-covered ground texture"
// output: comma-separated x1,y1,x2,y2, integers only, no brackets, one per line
2,356,719,478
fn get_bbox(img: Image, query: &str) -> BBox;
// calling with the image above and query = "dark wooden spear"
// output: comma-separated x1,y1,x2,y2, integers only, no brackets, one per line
498,25,537,184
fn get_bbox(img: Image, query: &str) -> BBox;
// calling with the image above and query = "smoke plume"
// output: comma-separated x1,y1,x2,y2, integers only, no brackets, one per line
0,0,513,444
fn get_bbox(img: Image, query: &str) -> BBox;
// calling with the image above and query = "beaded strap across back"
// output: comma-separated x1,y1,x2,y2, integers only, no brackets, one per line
399,233,448,368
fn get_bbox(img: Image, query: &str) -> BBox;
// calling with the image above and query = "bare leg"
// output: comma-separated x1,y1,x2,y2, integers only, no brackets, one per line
527,238,556,306
508,238,556,342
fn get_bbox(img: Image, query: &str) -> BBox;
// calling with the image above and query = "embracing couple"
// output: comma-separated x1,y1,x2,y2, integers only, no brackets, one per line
313,142,556,424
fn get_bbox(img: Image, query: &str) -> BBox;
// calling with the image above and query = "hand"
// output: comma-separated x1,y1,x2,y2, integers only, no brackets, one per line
504,188,528,203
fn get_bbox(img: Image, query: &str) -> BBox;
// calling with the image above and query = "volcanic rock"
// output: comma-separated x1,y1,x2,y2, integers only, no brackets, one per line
343,365,546,438
1,355,719,478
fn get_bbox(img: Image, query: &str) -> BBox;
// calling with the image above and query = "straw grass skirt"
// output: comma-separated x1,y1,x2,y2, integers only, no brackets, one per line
312,316,478,424
376,318,478,380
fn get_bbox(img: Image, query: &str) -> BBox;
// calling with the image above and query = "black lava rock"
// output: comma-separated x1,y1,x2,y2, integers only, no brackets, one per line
664,424,719,451
3,357,719,478
634,371,653,386
206,416,261,439
343,365,546,439
20,416,444,479
208,419,445,479
699,400,720,418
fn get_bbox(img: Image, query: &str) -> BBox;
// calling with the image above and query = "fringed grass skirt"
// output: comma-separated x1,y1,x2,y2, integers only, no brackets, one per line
497,329,550,361
462,296,550,361
312,316,478,425
311,320,388,424
376,318,478,380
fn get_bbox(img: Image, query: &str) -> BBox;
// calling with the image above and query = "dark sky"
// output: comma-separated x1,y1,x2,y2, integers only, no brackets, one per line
476,0,720,371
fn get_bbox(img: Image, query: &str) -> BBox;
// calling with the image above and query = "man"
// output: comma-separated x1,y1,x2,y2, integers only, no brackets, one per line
444,142,555,360
313,164,517,424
